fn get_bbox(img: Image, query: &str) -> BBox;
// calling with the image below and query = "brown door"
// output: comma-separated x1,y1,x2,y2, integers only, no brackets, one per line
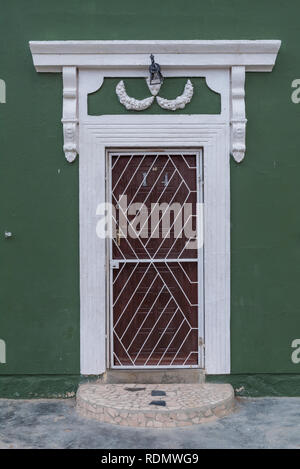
109,150,203,368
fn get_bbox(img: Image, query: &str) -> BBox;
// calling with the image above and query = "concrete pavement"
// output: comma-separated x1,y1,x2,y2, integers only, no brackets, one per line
0,397,300,449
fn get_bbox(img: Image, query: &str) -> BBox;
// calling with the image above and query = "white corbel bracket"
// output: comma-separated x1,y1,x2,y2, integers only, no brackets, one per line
62,67,78,162
230,66,247,163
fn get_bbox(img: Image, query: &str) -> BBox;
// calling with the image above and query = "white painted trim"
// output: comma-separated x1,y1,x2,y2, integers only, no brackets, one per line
30,40,280,72
29,39,281,376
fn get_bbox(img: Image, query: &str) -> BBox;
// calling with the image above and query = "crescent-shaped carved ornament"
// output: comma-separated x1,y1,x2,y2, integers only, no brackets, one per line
116,80,154,111
156,79,194,111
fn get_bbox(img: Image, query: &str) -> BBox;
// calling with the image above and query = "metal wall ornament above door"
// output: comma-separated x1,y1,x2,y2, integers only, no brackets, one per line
109,150,204,369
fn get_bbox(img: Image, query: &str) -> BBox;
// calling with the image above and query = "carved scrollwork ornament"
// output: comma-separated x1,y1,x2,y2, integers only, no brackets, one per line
62,120,78,163
230,66,247,162
231,119,247,163
62,67,78,163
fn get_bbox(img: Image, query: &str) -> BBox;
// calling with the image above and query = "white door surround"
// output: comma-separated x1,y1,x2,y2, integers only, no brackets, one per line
29,40,281,375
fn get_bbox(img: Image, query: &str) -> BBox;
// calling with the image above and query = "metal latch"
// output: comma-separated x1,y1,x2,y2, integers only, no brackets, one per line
111,260,120,269
116,228,122,246
198,337,205,347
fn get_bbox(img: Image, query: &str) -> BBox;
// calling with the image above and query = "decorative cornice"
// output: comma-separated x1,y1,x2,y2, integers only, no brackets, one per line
30,40,281,73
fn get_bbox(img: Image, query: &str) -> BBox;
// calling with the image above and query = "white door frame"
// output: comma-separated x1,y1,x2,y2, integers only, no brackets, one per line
29,40,281,375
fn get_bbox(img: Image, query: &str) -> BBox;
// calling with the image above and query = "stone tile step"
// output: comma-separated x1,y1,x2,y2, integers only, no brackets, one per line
98,369,205,384
76,383,235,427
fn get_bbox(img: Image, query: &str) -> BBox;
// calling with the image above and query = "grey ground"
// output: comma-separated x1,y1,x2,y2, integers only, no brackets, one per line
0,397,299,449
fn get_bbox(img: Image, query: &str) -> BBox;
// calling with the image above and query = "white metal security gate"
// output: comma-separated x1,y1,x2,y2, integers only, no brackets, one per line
108,149,204,368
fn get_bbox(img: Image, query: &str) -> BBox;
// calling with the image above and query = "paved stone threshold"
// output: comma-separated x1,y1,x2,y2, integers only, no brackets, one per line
76,383,235,427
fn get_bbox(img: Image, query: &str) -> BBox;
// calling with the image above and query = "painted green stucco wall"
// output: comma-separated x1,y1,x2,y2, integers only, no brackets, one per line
1,0,300,397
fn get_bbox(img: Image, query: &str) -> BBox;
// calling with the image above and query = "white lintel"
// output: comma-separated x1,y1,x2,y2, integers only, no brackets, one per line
30,40,281,72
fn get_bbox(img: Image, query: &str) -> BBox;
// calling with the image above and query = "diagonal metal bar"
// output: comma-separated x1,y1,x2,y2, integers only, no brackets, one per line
112,153,164,262
123,153,160,214
111,154,120,170
120,273,161,340
144,307,178,365
120,156,175,248
113,333,135,366
134,157,171,209
181,154,197,169
111,213,138,259
112,155,166,259
114,263,153,328
113,262,139,306
112,153,135,192
144,153,193,249
167,155,195,192
165,262,198,307
169,329,195,366
113,261,126,285
126,288,170,356
156,317,186,366
112,157,175,259
112,191,151,260
151,263,193,329
166,213,196,259
115,153,148,199
183,350,198,365
138,166,177,237
144,179,184,248
177,262,198,284
152,189,193,258
132,296,173,363
113,352,122,366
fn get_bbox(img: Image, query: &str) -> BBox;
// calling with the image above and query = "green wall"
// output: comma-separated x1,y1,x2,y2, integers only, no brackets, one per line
1,0,300,396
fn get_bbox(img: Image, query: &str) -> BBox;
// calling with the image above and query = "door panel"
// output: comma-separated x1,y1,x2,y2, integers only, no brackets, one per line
110,150,203,368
